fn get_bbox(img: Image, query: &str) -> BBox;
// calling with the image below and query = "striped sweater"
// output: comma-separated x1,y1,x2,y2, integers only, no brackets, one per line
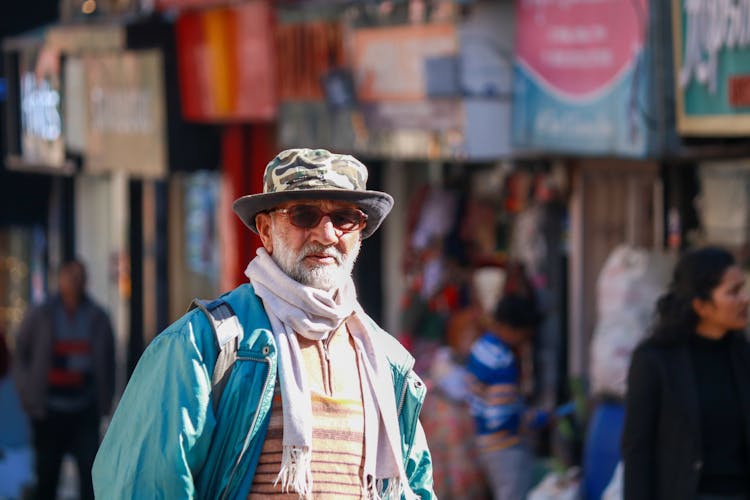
249,325,366,498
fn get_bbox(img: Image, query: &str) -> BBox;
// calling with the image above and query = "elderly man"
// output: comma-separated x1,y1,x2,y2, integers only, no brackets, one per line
92,149,434,499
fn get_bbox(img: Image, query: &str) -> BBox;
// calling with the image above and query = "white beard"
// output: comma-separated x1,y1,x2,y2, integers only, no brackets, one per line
270,228,361,291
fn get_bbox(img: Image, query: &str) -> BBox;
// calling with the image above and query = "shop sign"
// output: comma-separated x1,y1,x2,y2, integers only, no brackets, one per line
84,50,167,178
673,0,750,136
352,24,458,102
18,46,66,168
458,1,515,158
59,0,137,21
278,102,356,152
360,100,463,131
278,104,463,160
698,161,750,245
175,0,276,122
45,24,125,54
184,172,220,277
154,0,228,10
355,129,461,160
63,57,87,153
513,0,650,156
459,1,514,99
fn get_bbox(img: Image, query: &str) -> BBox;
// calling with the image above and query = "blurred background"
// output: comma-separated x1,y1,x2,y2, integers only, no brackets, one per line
1,0,750,498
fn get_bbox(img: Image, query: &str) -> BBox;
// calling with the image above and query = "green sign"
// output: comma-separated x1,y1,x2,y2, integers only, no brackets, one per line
673,0,750,135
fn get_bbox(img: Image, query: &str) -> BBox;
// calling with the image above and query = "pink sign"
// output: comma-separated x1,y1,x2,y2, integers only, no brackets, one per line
155,0,229,10
515,0,647,99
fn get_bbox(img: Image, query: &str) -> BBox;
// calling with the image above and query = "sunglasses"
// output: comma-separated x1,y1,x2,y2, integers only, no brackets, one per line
272,205,368,232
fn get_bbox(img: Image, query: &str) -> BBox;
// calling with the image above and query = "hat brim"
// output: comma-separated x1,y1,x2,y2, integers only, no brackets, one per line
232,189,394,239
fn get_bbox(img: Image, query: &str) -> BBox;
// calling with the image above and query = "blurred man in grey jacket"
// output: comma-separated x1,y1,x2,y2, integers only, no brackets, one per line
13,259,114,500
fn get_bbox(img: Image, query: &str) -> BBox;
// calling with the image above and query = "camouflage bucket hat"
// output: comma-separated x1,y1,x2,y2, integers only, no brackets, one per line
232,148,394,239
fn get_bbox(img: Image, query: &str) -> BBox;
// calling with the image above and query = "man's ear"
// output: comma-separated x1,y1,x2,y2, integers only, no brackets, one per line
255,213,273,253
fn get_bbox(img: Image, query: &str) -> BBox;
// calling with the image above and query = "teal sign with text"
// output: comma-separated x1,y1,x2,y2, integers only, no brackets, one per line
674,0,750,135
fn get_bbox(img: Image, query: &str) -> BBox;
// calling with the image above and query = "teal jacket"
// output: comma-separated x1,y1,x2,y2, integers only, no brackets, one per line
92,284,435,499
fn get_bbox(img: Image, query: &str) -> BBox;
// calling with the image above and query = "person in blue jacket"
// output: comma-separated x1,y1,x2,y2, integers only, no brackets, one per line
466,293,544,500
92,148,435,499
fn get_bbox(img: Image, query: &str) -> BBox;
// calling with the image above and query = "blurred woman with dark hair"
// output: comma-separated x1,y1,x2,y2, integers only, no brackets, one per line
622,246,750,500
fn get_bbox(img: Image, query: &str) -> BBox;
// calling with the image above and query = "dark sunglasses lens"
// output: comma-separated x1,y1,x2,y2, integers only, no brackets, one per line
286,206,366,231
289,206,324,228
330,210,365,230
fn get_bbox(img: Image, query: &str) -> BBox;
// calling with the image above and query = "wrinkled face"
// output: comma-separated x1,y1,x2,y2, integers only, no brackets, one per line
255,200,363,291
693,265,749,336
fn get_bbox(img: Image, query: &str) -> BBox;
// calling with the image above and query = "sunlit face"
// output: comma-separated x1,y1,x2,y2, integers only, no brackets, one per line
693,265,749,338
256,200,363,291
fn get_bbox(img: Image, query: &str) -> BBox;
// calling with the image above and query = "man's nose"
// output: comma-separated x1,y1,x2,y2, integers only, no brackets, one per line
309,216,340,245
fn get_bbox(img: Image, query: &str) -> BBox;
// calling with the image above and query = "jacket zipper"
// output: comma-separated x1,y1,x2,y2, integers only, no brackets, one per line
396,375,410,417
220,354,273,500
397,370,425,469
396,356,416,416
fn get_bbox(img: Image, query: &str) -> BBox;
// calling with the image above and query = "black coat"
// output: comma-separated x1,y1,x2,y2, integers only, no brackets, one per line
621,332,750,500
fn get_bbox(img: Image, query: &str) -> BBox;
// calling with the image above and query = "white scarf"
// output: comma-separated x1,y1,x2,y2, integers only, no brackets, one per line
245,249,416,499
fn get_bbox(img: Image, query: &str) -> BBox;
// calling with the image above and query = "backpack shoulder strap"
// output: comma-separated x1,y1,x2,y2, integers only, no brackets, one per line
189,298,244,412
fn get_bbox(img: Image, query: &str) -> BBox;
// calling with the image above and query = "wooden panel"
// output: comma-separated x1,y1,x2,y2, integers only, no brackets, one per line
275,21,343,101
569,160,660,376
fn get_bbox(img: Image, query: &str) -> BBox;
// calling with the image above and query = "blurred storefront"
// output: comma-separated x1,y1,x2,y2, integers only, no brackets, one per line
1,28,75,353
269,8,570,495
266,0,679,414
511,0,677,379
169,0,277,293
4,0,750,495
2,14,222,390
510,1,678,493
668,0,750,258
265,0,732,494
269,4,572,492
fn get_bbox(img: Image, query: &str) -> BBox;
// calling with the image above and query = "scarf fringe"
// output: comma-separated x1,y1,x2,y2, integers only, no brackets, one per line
274,445,313,497
370,477,418,500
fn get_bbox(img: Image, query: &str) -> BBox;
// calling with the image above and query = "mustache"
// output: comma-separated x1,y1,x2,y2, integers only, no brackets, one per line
298,243,343,265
